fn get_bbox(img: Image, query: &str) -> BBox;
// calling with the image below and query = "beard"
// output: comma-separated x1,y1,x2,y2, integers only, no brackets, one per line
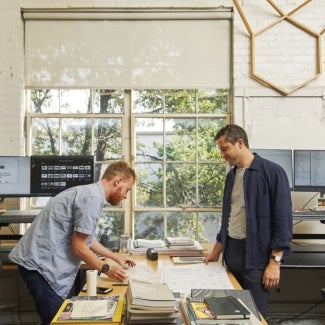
107,187,123,206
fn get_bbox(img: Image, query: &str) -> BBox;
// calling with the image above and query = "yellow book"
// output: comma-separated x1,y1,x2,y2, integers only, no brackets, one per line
187,300,216,320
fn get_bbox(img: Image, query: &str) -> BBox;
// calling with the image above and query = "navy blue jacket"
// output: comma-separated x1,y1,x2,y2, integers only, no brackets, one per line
217,153,293,269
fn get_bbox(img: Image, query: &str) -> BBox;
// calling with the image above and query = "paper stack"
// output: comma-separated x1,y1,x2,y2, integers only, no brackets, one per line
126,279,180,324
128,237,204,256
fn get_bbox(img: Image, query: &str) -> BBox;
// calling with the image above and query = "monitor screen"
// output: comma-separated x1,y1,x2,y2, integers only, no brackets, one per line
252,149,293,189
294,150,325,193
30,155,94,197
0,156,31,197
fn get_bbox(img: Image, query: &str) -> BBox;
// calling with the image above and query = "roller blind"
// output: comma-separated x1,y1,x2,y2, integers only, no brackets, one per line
24,9,232,89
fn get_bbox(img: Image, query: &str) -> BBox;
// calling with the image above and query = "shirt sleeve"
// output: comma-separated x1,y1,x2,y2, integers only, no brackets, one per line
73,192,104,236
269,164,293,252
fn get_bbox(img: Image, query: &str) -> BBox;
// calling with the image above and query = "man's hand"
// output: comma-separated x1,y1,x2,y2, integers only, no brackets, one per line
120,255,136,268
204,241,222,264
106,266,128,282
263,261,280,290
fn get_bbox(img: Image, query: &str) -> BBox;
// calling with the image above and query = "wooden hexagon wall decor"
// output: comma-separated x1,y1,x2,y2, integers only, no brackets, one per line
233,0,324,95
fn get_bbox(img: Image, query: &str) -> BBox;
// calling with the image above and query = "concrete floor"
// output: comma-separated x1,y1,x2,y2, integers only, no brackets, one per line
266,316,325,325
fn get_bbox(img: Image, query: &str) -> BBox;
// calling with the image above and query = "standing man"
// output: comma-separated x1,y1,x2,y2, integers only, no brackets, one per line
204,124,292,317
10,160,136,325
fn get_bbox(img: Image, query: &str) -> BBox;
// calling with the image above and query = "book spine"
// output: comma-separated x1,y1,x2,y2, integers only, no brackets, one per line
185,300,197,325
186,299,198,323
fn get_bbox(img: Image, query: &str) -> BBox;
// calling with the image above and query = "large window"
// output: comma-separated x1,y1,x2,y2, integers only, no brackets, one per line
23,6,232,242
132,89,228,242
26,88,230,242
26,89,126,237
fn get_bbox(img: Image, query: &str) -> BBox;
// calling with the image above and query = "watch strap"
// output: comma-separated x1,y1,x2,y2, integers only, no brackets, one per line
97,263,110,276
270,255,283,263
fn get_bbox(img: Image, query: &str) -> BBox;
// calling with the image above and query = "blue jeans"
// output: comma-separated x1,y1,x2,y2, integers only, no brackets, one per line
18,265,64,325
224,236,270,317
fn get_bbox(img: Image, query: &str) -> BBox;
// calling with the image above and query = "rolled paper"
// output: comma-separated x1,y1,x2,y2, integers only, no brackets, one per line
86,269,97,296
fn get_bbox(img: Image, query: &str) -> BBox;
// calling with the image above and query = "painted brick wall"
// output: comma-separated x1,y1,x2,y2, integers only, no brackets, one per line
0,1,24,155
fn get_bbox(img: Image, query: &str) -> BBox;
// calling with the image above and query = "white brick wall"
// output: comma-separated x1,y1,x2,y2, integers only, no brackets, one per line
232,1,325,146
0,0,24,155
0,0,325,209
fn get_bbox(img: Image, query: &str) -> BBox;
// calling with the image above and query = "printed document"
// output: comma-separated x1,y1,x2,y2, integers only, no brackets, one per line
161,262,234,294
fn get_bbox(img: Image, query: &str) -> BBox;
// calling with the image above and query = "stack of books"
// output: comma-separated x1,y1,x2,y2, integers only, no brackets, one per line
126,279,180,324
165,237,195,247
128,237,204,256
180,292,256,325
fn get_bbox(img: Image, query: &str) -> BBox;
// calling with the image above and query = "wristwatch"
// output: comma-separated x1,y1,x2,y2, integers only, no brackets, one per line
270,255,283,263
97,263,110,276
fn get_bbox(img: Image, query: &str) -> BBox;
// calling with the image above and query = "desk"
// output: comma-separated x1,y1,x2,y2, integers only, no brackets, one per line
51,253,267,325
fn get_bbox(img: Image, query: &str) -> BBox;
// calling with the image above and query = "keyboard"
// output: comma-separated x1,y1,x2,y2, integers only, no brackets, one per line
292,209,325,218
0,210,40,225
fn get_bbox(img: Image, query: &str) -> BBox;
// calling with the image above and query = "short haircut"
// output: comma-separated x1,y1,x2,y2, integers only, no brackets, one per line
214,124,249,148
101,160,136,181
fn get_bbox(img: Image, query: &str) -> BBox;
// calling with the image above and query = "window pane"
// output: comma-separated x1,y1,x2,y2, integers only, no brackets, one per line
136,163,163,207
93,89,124,114
97,211,124,239
166,118,196,161
132,90,164,113
60,89,91,114
166,163,196,207
198,118,226,161
198,89,229,113
165,89,195,113
31,118,60,154
61,118,92,155
167,212,196,239
198,163,226,207
94,163,107,183
198,212,221,243
136,118,163,161
94,118,122,160
134,212,164,239
29,89,59,114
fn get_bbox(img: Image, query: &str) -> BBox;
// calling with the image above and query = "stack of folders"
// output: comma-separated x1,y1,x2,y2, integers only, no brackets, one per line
165,237,205,255
129,237,204,256
126,279,180,324
165,237,195,247
180,294,254,325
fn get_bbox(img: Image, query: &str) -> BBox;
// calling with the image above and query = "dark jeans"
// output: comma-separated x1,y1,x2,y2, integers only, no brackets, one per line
224,236,270,317
18,265,64,325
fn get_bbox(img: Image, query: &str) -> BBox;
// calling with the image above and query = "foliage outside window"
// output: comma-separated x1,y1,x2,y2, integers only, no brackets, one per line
26,88,230,242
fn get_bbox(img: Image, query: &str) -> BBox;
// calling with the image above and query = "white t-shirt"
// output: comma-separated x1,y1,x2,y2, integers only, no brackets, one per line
228,167,246,239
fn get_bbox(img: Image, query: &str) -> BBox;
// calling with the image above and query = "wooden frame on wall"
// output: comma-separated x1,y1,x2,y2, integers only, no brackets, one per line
233,0,324,96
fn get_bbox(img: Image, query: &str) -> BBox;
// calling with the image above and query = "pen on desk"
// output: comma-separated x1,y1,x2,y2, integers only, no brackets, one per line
112,283,128,286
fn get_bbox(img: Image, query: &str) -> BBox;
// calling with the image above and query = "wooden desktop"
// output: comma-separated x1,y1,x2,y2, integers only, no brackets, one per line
51,251,267,325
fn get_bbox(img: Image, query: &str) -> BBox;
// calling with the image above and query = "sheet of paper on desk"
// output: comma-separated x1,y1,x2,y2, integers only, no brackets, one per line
127,264,161,282
161,262,234,294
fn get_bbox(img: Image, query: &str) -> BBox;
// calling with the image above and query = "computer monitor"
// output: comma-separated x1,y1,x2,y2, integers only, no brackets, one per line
252,149,293,189
0,156,31,197
294,150,325,194
30,155,94,197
